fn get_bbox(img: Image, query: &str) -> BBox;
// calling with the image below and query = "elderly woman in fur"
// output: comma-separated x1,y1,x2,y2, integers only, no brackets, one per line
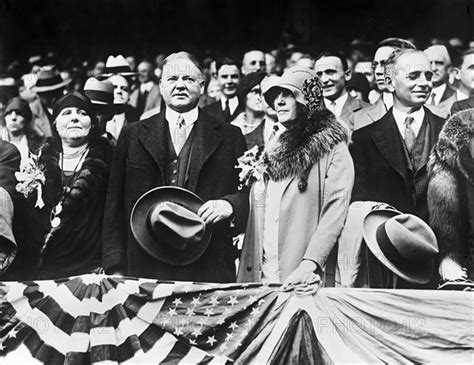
428,108,474,284
34,92,114,279
237,66,354,294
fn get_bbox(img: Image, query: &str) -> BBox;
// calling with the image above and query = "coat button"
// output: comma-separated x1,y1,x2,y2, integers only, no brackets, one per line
171,179,176,184
173,169,177,174
173,159,178,164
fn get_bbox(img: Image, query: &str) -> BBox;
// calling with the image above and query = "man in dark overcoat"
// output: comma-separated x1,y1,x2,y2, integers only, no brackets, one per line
102,52,248,282
350,49,444,222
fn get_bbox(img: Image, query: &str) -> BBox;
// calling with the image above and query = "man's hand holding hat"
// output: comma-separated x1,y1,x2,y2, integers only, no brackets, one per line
198,200,233,225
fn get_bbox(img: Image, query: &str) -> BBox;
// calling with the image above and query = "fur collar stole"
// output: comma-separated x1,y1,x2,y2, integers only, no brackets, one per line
430,108,474,185
264,109,348,191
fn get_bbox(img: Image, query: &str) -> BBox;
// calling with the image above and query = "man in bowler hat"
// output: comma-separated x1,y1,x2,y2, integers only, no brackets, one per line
102,52,249,282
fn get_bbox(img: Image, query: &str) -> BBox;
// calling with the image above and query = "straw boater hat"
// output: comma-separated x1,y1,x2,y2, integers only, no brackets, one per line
130,187,213,266
31,67,72,93
362,207,439,284
83,77,114,105
100,55,136,77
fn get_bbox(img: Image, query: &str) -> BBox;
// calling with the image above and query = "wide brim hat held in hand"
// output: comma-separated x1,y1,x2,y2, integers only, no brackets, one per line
130,187,212,266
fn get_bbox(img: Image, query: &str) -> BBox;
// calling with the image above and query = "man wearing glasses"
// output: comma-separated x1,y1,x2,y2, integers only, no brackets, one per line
350,38,416,131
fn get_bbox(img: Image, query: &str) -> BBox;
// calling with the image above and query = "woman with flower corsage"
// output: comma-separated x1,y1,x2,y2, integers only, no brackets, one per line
237,67,354,295
34,92,114,279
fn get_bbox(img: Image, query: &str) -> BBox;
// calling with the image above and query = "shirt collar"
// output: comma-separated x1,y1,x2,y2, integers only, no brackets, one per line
324,92,348,107
382,93,394,109
166,107,199,129
141,81,154,93
221,95,238,109
392,106,425,134
456,89,469,101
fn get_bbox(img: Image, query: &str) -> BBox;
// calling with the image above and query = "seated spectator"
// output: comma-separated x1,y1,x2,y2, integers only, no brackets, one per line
203,57,243,123
346,73,370,103
106,75,139,143
231,71,266,136
1,97,45,165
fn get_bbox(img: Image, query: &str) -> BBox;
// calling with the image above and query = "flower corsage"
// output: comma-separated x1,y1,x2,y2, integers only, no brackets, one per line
15,151,46,209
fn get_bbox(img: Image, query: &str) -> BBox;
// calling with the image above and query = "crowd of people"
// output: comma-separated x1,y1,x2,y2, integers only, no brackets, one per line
0,36,473,292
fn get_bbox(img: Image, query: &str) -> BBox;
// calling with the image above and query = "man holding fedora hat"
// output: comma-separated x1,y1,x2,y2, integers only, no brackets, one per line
103,51,248,282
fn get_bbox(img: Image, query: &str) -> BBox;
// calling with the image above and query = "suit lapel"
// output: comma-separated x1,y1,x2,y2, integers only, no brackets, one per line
340,95,354,122
186,110,224,191
369,111,409,180
138,113,167,180
440,84,455,103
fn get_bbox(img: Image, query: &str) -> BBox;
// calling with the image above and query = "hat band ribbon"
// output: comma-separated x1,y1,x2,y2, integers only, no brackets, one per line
86,90,113,104
104,66,133,73
35,75,65,88
375,223,420,271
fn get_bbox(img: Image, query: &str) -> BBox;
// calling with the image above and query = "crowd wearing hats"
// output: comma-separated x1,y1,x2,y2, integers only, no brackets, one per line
0,36,473,292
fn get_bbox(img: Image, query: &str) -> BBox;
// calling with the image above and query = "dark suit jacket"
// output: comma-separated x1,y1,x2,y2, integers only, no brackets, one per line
439,84,455,103
202,100,243,123
451,95,474,115
350,107,444,221
102,109,249,282
129,83,162,117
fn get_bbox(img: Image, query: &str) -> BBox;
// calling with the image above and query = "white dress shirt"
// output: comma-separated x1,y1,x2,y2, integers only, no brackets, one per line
324,92,348,118
392,106,425,140
106,113,125,141
140,81,154,93
429,83,447,105
166,107,199,152
220,96,239,115
382,93,394,110
456,89,469,102
263,118,278,144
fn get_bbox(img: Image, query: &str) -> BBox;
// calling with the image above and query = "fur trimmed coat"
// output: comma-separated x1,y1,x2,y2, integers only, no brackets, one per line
237,109,354,283
428,109,474,273
35,137,114,279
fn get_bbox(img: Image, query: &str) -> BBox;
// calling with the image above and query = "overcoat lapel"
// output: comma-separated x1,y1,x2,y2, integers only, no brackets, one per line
138,113,168,181
186,111,224,191
369,111,409,180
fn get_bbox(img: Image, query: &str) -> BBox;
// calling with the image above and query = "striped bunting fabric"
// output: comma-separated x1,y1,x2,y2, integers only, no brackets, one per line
0,274,288,364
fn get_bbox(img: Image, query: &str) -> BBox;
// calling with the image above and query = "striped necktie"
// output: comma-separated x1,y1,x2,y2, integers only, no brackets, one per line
175,115,187,154
404,116,416,155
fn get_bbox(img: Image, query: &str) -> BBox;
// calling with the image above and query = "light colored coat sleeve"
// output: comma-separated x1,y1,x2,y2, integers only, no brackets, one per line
303,143,354,269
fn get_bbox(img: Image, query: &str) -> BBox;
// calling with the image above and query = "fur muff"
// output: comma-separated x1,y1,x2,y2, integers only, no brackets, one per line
428,109,474,264
264,108,348,191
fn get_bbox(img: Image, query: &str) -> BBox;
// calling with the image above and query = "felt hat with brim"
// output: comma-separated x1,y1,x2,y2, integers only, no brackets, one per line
130,187,212,266
264,66,318,108
100,55,137,77
83,77,114,105
363,209,439,284
31,68,72,93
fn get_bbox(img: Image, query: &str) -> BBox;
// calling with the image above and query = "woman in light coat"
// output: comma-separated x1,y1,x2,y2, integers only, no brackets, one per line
237,66,354,293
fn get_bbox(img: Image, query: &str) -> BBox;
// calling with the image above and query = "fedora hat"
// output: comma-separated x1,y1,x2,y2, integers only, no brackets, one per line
363,208,439,284
100,55,136,77
130,187,212,266
83,77,114,105
31,67,72,93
